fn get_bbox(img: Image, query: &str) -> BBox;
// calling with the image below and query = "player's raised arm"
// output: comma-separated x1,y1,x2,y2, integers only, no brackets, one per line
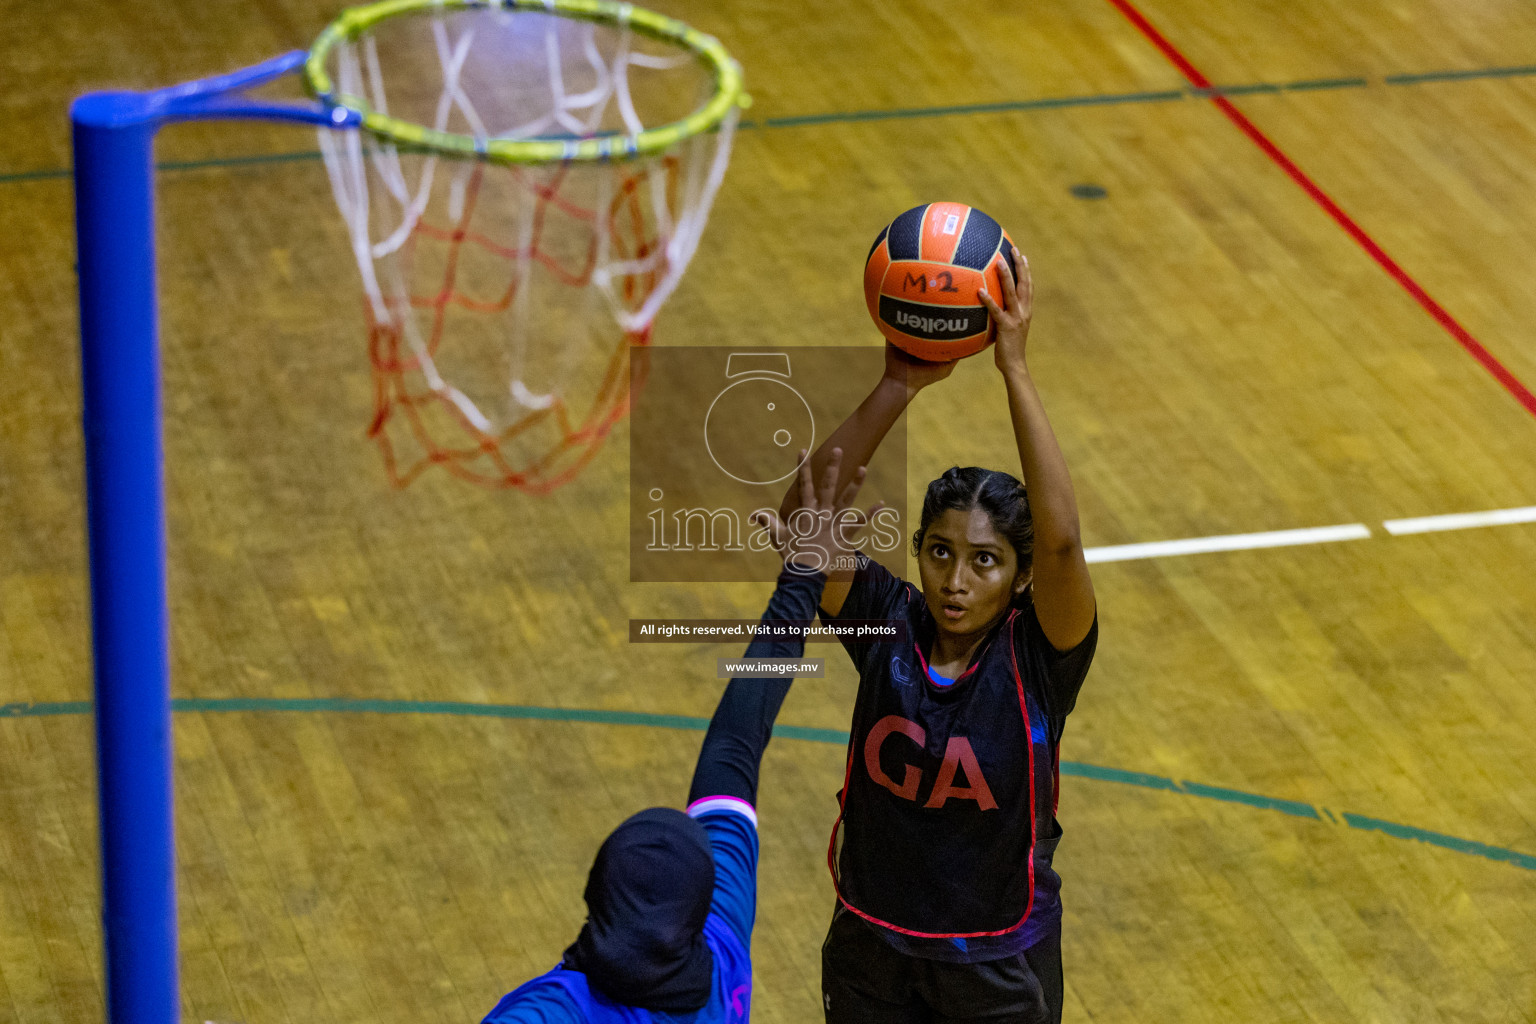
773,348,950,616
978,247,1096,650
776,345,952,525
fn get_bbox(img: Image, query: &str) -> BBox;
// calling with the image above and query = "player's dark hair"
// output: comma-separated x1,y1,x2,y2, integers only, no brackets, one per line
912,467,1034,601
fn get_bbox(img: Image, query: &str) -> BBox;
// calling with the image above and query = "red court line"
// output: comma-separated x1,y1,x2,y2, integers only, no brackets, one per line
1103,0,1536,420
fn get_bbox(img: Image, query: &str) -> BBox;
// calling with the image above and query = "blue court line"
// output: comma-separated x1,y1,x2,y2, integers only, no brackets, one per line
5,696,1532,872
4,62,1536,186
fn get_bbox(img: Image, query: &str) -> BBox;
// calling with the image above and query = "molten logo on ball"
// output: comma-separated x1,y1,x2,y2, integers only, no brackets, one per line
896,310,968,335
884,300,989,340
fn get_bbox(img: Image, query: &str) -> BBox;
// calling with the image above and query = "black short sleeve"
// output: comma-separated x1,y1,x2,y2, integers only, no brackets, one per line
1017,604,1097,725
822,552,910,676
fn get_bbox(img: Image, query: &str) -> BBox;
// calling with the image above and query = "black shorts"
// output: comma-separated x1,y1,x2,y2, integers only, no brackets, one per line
821,907,1063,1024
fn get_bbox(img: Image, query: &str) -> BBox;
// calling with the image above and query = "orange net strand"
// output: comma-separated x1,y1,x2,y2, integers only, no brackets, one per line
364,157,678,492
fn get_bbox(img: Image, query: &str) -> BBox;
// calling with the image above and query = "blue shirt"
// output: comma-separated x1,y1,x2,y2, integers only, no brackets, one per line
482,803,758,1024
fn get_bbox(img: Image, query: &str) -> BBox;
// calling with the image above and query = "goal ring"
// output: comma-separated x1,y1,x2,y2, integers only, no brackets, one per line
303,0,748,165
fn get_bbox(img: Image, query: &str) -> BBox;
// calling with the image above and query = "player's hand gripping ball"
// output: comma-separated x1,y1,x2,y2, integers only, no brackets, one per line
863,202,1019,361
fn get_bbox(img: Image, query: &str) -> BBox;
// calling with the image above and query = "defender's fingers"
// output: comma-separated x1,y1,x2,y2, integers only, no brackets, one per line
835,465,869,510
853,500,888,533
750,510,789,552
977,287,1003,318
837,502,887,562
795,449,816,506
818,447,845,509
843,498,887,528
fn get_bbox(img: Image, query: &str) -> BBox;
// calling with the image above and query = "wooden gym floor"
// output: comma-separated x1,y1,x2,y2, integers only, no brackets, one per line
3,0,1535,1020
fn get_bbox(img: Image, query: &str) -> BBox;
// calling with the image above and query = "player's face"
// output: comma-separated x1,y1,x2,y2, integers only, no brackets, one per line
916,508,1028,637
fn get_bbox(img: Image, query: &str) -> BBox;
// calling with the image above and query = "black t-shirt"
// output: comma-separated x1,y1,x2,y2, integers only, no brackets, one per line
824,552,1097,963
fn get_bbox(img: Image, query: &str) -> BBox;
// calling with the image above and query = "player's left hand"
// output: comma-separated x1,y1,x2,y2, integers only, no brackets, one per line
978,244,1033,377
883,341,959,397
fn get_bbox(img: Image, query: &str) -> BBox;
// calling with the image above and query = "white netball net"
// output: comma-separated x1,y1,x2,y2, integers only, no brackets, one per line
318,6,737,490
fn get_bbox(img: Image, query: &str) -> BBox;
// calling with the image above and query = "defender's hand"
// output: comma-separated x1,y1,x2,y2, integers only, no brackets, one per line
753,448,882,575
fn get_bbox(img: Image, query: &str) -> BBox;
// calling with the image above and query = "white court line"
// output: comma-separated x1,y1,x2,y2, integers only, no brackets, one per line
1084,524,1372,564
1382,505,1536,536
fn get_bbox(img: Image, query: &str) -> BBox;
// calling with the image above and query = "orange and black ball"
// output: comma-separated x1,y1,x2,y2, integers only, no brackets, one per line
863,202,1018,362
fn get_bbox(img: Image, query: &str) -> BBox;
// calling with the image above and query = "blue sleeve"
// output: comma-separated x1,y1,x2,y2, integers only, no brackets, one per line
481,978,585,1024
692,807,759,946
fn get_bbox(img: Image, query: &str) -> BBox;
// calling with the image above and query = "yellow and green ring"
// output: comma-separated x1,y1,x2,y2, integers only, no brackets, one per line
304,0,747,164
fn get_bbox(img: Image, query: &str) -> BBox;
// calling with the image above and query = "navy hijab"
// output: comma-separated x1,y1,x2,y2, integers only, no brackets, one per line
562,807,717,1012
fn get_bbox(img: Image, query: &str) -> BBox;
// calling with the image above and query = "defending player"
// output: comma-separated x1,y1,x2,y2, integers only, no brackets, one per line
483,453,875,1024
785,247,1098,1023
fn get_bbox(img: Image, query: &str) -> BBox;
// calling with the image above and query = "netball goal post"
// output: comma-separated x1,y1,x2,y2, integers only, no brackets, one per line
71,3,744,1020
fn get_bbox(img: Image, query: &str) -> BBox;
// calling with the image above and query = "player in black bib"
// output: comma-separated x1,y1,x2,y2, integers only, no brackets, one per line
781,246,1098,1023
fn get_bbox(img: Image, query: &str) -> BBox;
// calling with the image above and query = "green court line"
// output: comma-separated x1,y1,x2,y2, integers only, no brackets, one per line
1343,813,1536,870
771,723,855,744
0,167,71,184
2,700,90,716
1059,760,1183,793
1281,77,1369,92
1189,83,1281,97
154,150,330,173
759,89,1186,128
5,696,1532,871
1177,780,1319,820
1385,64,1536,85
1062,763,1315,818
6,62,1536,186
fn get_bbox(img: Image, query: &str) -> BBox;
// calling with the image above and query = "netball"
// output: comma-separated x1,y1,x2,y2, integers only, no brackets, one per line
863,201,1019,361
